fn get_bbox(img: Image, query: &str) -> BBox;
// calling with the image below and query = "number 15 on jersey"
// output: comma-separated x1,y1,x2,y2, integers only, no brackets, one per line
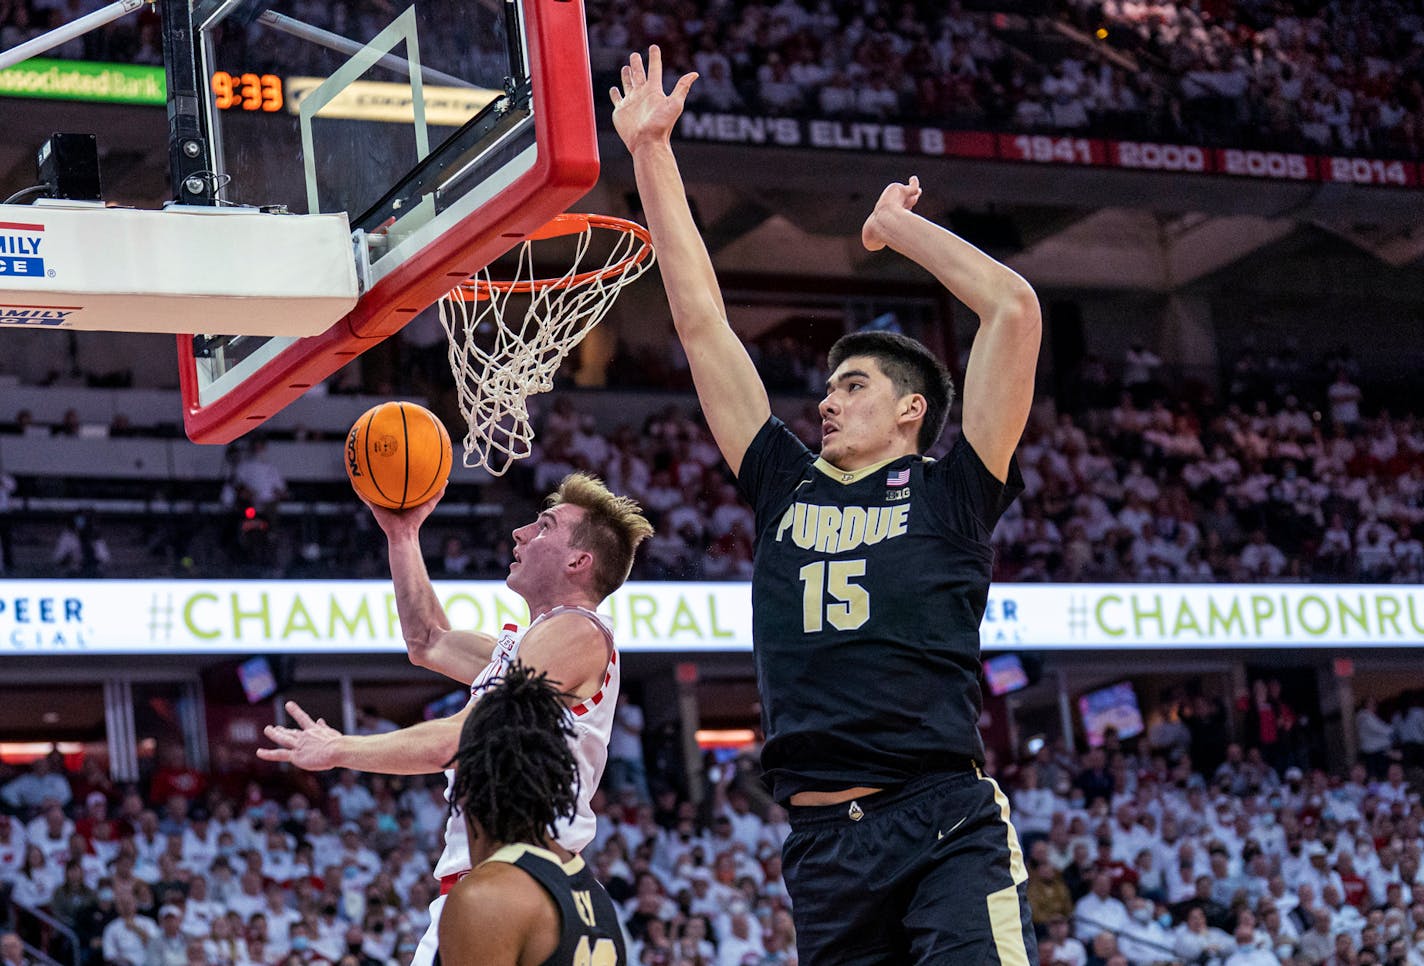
799,559,870,632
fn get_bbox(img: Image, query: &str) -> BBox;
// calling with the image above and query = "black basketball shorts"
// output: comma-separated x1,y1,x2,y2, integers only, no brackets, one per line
782,768,1039,966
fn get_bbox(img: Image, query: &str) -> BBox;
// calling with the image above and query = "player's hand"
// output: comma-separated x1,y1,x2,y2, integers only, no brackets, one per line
257,701,344,771
610,46,698,154
361,484,446,538
861,175,922,252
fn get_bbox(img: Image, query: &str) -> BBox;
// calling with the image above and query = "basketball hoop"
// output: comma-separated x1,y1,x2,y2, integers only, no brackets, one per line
436,212,655,477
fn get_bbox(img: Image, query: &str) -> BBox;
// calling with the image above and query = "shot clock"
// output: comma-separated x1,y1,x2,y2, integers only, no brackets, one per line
211,71,283,112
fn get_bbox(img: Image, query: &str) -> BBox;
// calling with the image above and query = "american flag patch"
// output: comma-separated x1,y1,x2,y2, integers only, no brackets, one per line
887,468,911,487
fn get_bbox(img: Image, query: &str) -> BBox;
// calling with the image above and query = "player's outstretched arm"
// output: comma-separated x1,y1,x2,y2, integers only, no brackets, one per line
257,699,470,775
363,486,496,683
862,177,1040,480
611,46,769,476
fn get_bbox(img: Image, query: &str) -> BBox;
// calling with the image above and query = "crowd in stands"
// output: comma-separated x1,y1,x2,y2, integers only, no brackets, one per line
4,682,1424,965
4,0,1424,158
581,0,1424,158
2,334,1421,585
510,336,1424,586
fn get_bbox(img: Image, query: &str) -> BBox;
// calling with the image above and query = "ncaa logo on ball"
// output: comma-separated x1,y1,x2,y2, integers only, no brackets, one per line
373,435,399,457
345,427,362,477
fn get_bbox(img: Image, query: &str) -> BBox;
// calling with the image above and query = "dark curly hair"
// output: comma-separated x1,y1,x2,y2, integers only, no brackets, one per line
445,662,579,847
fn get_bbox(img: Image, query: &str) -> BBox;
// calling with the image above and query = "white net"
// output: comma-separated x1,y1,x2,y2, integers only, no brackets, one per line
436,215,655,477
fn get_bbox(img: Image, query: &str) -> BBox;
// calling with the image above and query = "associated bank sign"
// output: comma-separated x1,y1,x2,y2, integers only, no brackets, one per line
0,581,1421,654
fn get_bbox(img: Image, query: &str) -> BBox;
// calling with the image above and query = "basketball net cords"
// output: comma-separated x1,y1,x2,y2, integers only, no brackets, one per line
437,224,653,477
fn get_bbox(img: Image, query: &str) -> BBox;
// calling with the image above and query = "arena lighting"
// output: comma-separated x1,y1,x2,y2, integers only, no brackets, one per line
695,729,757,748
0,741,86,762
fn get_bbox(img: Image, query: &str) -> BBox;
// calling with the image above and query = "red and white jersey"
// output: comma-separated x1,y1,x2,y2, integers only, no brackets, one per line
432,606,617,879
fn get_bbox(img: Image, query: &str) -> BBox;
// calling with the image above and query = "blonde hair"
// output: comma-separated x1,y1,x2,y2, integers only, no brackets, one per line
548,472,654,601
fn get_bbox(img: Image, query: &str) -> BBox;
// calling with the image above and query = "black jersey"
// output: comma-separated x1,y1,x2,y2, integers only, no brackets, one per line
436,845,625,966
736,416,1022,803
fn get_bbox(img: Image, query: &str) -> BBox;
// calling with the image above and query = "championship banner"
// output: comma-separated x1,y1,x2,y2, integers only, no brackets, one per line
675,111,1421,189
1,581,1421,655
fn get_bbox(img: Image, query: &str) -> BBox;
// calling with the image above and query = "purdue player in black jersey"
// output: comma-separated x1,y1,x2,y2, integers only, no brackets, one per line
613,47,1041,965
436,663,625,966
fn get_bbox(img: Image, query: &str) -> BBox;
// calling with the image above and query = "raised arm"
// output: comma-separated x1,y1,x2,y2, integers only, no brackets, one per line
364,488,496,684
862,177,1041,481
257,614,609,775
258,700,471,775
612,46,770,476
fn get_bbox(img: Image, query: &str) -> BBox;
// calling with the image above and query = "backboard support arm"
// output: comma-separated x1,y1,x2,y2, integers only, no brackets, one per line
0,0,146,71
160,0,216,205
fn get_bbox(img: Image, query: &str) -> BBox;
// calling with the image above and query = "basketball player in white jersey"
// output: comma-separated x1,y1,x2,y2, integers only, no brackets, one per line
258,472,653,966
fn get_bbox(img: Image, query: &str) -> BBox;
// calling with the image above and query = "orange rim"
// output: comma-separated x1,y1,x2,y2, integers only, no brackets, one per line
448,213,653,301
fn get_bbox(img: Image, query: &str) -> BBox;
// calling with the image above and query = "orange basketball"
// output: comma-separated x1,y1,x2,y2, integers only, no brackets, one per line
346,401,452,509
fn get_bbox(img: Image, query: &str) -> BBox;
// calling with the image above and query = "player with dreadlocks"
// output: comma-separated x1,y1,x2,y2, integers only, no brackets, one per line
435,662,626,966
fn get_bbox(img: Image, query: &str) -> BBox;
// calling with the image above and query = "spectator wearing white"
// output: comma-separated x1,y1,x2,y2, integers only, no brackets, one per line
10,845,58,910
1222,910,1277,966
1013,90,1052,129
225,869,267,924
203,917,248,966
757,56,802,112
1050,87,1090,129
131,811,166,865
146,905,188,966
180,876,222,940
260,881,300,951
1392,524,1424,576
1118,895,1173,965
334,824,381,884
2,757,73,811
1372,762,1411,807
716,900,765,966
1356,697,1396,779
1172,906,1233,963
1045,915,1087,966
232,439,288,512
1295,907,1334,964
1239,530,1287,578
1323,883,1366,939
397,779,446,854
24,803,73,866
179,810,218,873
818,71,857,116
1011,766,1056,839
1075,870,1130,943
606,693,650,803
209,801,249,854
1299,843,1344,898
855,75,900,118
712,778,764,857
103,893,159,966
1327,371,1363,428
328,770,377,822
259,829,296,884
690,59,743,111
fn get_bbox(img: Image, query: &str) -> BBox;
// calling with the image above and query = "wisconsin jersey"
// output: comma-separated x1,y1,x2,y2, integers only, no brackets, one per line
435,606,618,879
413,607,618,966
434,844,625,966
736,416,1022,803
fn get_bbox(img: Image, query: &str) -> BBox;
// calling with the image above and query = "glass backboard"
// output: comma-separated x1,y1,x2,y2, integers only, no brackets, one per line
176,0,599,443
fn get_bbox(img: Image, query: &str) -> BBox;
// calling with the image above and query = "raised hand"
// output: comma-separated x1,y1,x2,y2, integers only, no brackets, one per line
257,700,343,771
361,483,446,539
861,175,923,252
609,45,698,154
